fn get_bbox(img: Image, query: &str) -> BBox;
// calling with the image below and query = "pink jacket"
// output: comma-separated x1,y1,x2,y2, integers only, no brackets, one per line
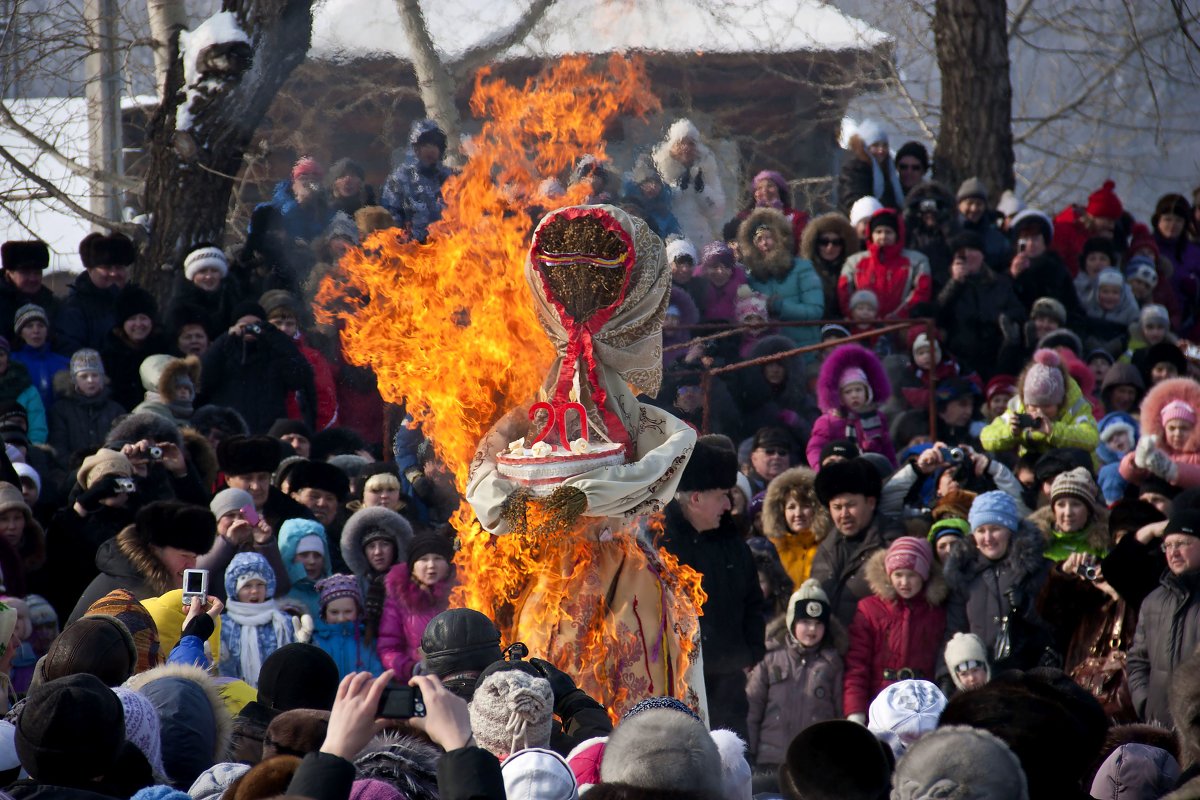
807,408,895,469
1118,378,1200,489
376,564,452,680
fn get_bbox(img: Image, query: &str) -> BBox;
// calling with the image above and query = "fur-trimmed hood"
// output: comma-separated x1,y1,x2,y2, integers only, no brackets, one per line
737,207,796,280
156,354,201,399
765,611,848,655
1027,503,1111,555
340,507,414,578
1140,377,1200,455
902,181,957,227
816,343,891,412
863,548,948,606
942,520,1047,591
110,523,176,596
799,212,860,263
353,731,441,800
384,562,453,609
762,466,830,540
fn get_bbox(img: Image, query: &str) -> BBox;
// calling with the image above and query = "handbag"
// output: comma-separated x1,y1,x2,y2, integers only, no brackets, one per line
1069,604,1136,722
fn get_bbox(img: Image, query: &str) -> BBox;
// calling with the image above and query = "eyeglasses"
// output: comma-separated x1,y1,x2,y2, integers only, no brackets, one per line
818,238,843,247
759,448,789,457
1163,540,1198,553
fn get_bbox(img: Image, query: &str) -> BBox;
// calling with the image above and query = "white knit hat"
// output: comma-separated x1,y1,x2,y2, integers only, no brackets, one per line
850,196,884,227
665,237,698,265
944,632,991,691
868,679,946,754
183,246,228,281
501,748,578,800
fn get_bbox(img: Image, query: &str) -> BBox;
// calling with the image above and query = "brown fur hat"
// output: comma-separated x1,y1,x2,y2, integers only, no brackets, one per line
227,755,302,800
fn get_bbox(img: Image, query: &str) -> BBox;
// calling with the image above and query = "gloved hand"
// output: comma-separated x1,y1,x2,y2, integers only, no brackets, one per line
1135,434,1159,469
847,713,867,725
999,314,1021,347
292,614,314,643
182,612,215,642
78,474,133,512
1144,447,1179,483
529,657,579,703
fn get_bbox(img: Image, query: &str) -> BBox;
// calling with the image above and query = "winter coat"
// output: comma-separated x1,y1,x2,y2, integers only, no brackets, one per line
809,513,906,628
737,208,824,347
980,376,1098,459
101,328,175,412
691,263,747,324
380,120,454,243
54,271,118,354
1120,378,1200,489
733,334,817,442
660,500,766,673
960,214,1011,270
838,152,902,216
331,351,384,449
376,563,451,680
197,534,291,603
1097,410,1137,502
12,344,68,413
935,268,1026,379
620,178,682,240
1128,568,1200,726
68,524,178,623
1027,504,1110,563
166,274,245,340
762,467,830,587
284,333,337,430
1154,231,1200,303
1010,249,1085,325
838,218,932,319
0,361,47,443
800,212,860,315
843,550,948,715
48,382,127,461
201,326,315,434
903,182,958,290
311,619,383,678
277,520,332,618
38,502,134,623
652,124,727,247
265,180,332,244
808,344,895,468
746,617,844,766
941,522,1054,672
1084,283,1141,330
0,280,59,345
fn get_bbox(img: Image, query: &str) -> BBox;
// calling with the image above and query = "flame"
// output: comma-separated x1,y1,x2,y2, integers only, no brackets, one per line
320,55,707,719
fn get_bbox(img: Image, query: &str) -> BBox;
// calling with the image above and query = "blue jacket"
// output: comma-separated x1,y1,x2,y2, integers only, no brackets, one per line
264,180,332,243
311,619,383,679
12,344,68,412
621,179,682,239
380,120,454,242
277,519,332,618
1097,412,1139,504
746,257,826,347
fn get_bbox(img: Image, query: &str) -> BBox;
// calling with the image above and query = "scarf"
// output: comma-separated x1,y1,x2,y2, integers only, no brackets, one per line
223,599,293,686
871,157,904,208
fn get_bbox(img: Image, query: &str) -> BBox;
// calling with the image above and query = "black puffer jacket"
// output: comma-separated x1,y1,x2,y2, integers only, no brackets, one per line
809,512,905,627
54,272,118,353
1010,250,1085,326
936,266,1027,378
201,327,315,433
166,274,246,340
1127,568,1200,727
100,328,175,412
903,182,958,293
48,385,126,461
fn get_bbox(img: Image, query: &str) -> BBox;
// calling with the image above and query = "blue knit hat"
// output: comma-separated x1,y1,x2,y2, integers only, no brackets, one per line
968,491,1020,533
225,551,275,599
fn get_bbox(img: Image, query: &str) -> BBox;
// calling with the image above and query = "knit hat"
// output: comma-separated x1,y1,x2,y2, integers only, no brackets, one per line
1022,349,1066,406
968,491,1020,533
210,487,254,521
1086,180,1123,219
849,289,878,311
1127,222,1161,261
12,303,47,335
997,190,1025,217
821,322,851,340
114,686,169,782
895,140,928,170
734,287,768,323
1,240,49,272
956,177,988,202
1140,303,1170,328
469,668,554,757
1162,399,1197,427
501,748,579,800
296,534,325,555
183,246,228,282
84,589,163,674
42,615,137,686
664,237,697,265
947,229,984,255
677,438,739,493
838,366,870,392
787,579,831,629
70,348,104,377
15,673,126,785
885,537,933,580
1126,257,1159,289
1165,508,1200,540
291,157,323,181
407,532,454,570
1011,209,1054,241
944,632,991,691
286,460,350,500
892,726,1029,800
814,457,883,505
1049,466,1099,517
928,517,969,546
867,679,947,751
910,331,942,364
856,119,886,146
315,574,361,614
134,502,216,556
600,708,722,793
348,779,406,800
218,435,283,476
868,208,900,234
259,289,301,320
76,448,134,490
257,643,340,711
1096,267,1124,288
1030,297,1066,324
225,552,275,600
848,197,883,229
115,285,158,324
698,241,736,272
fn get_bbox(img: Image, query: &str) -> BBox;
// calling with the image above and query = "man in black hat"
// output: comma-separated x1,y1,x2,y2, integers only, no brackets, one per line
218,434,313,534
287,459,351,571
0,240,59,343
745,426,795,496
55,232,134,353
1128,508,1200,726
810,456,904,627
660,437,765,739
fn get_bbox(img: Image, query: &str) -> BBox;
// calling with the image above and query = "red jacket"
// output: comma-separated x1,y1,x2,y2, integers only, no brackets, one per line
1052,205,1088,278
843,550,948,716
285,333,338,430
838,216,932,319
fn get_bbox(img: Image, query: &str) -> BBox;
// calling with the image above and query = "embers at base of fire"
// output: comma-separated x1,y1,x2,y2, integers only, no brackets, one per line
535,215,629,323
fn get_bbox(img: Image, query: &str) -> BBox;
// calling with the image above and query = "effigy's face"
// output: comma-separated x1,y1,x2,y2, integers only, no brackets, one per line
533,214,630,324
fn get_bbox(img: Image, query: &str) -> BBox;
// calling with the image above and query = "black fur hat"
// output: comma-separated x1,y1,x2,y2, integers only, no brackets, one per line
286,460,350,500
114,285,158,324
80,232,135,269
677,438,738,493
218,435,283,476
190,405,249,439
106,411,183,449
814,457,883,506
135,501,216,556
1,240,49,272
780,719,892,800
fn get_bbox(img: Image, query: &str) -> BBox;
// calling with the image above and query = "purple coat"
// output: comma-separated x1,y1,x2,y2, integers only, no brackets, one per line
807,343,895,468
692,263,748,323
376,564,451,680
1155,232,1200,300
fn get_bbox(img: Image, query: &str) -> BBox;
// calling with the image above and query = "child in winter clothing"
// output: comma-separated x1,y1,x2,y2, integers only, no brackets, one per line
845,289,890,357
807,343,895,469
943,631,990,694
10,304,67,414
1121,304,1174,364
745,579,844,770
376,531,454,680
837,208,932,319
980,348,1098,460
219,551,295,686
843,537,947,723
310,573,384,678
1097,413,1138,503
693,242,747,323
1120,378,1200,489
761,467,829,586
0,337,45,444
47,349,125,461
277,518,332,617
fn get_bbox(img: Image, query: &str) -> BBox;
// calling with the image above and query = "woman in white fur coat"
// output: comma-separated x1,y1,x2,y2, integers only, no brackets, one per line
653,118,727,247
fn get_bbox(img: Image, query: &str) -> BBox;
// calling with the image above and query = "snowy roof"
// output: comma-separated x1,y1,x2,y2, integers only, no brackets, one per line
311,0,888,62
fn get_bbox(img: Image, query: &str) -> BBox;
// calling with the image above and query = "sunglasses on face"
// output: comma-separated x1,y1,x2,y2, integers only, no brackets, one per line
760,448,789,457
818,238,843,247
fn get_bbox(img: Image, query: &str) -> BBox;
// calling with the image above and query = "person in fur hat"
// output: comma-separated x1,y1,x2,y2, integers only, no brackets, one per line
219,551,295,686
746,579,845,771
778,718,893,800
55,232,131,353
339,506,412,644
1120,378,1200,490
217,435,314,535
807,343,895,469
100,285,173,411
132,353,201,422
651,118,727,246
838,207,932,320
800,212,860,315
68,501,217,622
761,467,829,586
980,348,1098,460
942,491,1053,674
0,240,59,345
592,707,723,799
891,725,1029,800
838,118,904,215
377,531,454,680
843,537,947,723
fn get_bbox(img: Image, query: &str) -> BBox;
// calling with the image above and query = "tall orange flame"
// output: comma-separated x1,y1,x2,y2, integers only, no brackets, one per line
319,56,706,720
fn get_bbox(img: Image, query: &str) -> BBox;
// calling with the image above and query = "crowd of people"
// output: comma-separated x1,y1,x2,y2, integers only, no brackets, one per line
0,112,1198,800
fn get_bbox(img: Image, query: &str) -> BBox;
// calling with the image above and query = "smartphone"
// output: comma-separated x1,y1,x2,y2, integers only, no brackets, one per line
241,503,261,526
377,684,426,719
182,569,208,604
